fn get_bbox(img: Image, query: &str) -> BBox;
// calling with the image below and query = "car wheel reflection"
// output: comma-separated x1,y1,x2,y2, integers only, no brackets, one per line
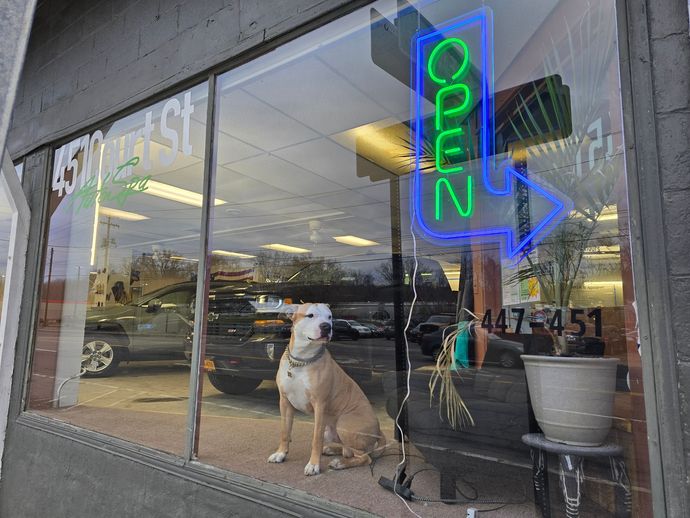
207,372,262,395
82,338,121,377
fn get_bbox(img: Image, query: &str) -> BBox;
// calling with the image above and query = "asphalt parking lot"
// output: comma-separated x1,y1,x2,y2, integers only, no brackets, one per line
71,336,430,421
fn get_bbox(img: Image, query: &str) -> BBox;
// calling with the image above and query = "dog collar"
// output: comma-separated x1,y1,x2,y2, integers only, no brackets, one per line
285,346,326,369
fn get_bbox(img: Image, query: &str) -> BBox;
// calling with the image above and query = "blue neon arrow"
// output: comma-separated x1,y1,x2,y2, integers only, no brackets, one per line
411,7,570,259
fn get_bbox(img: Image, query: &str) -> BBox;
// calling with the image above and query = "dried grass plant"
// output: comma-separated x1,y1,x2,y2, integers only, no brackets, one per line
428,317,478,430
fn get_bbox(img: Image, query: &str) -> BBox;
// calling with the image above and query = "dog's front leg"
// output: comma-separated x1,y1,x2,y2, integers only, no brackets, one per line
305,402,326,476
268,394,294,463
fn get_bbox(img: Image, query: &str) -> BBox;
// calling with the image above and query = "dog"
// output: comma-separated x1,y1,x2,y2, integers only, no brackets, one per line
268,303,384,476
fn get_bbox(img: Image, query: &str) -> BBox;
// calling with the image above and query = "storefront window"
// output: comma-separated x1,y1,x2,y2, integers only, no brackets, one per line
24,0,653,515
26,84,209,456
194,0,651,516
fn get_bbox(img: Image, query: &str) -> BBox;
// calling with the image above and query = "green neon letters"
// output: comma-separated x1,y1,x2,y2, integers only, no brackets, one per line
435,176,473,220
427,38,471,85
435,83,472,130
435,127,466,173
428,37,473,219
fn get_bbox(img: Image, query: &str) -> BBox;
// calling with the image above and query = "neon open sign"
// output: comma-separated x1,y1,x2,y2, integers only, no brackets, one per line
411,8,568,258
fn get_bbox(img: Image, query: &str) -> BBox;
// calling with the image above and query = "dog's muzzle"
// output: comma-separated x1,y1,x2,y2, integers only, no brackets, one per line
319,322,332,339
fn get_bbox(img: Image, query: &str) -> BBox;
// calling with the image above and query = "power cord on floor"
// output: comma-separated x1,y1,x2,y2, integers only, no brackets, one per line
373,448,529,509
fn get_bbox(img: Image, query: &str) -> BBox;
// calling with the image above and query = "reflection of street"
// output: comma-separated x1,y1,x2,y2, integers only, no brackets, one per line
69,335,448,419
73,359,391,423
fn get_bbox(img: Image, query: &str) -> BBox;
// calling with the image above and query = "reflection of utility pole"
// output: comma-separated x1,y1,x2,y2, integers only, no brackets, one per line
43,247,54,325
95,217,118,307
100,216,118,280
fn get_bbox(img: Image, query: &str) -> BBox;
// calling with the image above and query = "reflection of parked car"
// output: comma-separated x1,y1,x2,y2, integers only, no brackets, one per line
331,319,361,340
346,320,372,337
82,282,199,377
407,314,455,343
419,329,549,369
360,321,385,337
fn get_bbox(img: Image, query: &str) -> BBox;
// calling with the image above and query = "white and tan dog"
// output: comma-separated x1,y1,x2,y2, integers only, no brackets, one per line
268,303,384,475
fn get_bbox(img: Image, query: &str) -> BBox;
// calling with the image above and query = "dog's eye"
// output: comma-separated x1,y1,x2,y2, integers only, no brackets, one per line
328,316,332,320
306,314,314,318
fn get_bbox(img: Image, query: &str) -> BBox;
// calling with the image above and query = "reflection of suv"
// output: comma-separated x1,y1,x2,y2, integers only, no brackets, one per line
189,285,379,395
332,319,360,340
407,314,455,343
82,282,198,377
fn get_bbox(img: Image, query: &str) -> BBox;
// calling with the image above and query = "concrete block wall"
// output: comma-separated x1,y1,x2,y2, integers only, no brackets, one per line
8,0,357,159
646,0,690,495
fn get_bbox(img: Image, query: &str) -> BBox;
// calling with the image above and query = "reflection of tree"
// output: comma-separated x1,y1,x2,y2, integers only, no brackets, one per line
129,249,196,282
376,257,457,316
255,251,343,283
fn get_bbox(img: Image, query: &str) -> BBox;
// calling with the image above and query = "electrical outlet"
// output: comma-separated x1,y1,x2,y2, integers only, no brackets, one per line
466,508,478,518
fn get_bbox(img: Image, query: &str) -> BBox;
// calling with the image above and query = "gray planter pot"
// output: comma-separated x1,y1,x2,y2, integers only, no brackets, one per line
521,355,619,446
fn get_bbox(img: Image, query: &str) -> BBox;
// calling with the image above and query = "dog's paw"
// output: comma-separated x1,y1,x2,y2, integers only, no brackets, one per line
268,452,287,463
328,458,346,470
304,462,321,476
322,445,340,456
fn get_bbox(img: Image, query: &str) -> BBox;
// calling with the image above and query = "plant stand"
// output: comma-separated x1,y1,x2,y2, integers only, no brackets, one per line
522,433,631,518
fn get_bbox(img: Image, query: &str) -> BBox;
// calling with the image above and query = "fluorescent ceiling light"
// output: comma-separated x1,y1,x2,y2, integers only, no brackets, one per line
261,243,310,254
212,250,256,259
583,253,620,259
569,208,619,222
99,206,149,221
145,180,226,207
170,256,198,261
333,235,380,247
583,280,623,287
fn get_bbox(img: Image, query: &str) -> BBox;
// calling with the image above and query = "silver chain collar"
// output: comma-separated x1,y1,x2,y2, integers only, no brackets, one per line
284,346,326,369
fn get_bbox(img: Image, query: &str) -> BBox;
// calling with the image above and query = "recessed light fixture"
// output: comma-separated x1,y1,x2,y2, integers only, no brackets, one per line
99,206,149,221
333,235,380,247
145,180,227,207
261,244,310,254
212,250,256,259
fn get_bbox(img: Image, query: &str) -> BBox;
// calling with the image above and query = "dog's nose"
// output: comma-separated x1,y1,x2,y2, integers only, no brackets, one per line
320,322,332,335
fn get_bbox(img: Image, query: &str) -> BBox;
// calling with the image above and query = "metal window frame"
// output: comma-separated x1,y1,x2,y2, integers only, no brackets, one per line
0,149,30,476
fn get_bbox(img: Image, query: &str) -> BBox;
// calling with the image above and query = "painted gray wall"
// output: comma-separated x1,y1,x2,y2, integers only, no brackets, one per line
616,0,690,515
7,0,359,159
0,0,36,156
3,0,690,517
645,0,690,511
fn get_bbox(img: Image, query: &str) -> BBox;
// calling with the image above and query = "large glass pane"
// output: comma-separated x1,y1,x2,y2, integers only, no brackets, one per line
195,1,648,516
26,84,208,456
0,174,14,322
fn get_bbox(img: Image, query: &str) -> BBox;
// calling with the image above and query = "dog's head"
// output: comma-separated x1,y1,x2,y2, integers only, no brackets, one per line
287,303,332,344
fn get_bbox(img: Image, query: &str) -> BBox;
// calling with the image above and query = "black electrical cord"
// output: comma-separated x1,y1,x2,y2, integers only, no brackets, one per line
475,504,508,513
371,450,528,507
